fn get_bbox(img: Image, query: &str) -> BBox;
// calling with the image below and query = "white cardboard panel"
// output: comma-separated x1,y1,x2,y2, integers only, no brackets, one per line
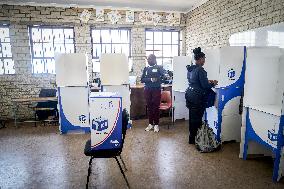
100,53,129,85
89,94,122,148
206,106,218,135
55,53,88,87
221,114,242,142
219,46,244,87
102,85,131,115
244,47,282,107
172,56,191,92
276,52,284,109
173,91,189,120
222,96,241,116
203,48,220,82
249,108,280,149
59,87,89,127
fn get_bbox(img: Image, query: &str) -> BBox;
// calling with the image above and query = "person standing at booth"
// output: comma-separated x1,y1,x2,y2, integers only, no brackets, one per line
141,54,166,133
185,47,218,144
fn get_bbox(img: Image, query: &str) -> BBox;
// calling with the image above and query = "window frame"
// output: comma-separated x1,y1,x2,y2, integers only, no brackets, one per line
0,24,15,75
90,27,132,73
145,28,181,70
28,25,76,74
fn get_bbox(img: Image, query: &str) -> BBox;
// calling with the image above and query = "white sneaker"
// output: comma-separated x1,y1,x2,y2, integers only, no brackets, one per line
145,124,154,131
154,125,159,132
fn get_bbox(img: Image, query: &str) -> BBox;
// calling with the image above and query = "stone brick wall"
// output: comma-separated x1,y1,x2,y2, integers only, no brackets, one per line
185,0,284,54
0,4,186,120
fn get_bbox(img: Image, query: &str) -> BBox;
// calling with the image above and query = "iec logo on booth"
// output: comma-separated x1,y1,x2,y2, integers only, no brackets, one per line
228,68,236,80
268,129,278,142
79,115,87,123
92,117,109,132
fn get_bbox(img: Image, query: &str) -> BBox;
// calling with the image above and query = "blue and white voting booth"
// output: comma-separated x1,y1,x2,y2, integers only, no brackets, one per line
100,54,131,120
203,46,246,142
55,53,90,134
172,56,191,121
89,92,123,150
240,47,284,182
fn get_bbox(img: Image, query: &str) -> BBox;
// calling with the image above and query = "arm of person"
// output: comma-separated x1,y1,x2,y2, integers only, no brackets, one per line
141,67,152,83
157,66,167,83
198,67,215,89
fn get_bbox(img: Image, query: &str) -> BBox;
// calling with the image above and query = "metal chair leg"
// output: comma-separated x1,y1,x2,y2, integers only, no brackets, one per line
115,156,130,189
119,155,127,171
86,157,94,189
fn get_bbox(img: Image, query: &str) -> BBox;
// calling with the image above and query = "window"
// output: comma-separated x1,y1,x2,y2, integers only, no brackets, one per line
91,28,131,72
29,26,75,74
145,29,180,71
229,31,255,47
0,25,15,74
267,31,284,48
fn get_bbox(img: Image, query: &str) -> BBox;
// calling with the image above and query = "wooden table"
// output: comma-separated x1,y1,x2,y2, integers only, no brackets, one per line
12,97,58,127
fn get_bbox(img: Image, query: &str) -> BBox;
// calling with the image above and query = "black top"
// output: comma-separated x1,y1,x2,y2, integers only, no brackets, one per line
187,65,214,94
141,65,166,89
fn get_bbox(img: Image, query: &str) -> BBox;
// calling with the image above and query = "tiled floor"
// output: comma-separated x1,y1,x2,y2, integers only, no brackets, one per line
0,119,283,189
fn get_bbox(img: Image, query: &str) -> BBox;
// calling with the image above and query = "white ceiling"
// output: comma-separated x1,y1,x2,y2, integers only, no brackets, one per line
1,0,209,13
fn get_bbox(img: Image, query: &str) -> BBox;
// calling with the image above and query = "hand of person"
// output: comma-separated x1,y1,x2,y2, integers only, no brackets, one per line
211,80,218,86
151,78,158,82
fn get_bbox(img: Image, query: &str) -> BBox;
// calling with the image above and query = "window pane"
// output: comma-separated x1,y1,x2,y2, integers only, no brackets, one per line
172,45,179,57
163,45,172,57
32,59,45,74
1,43,12,57
29,26,75,74
146,31,153,44
102,44,112,53
92,30,101,43
45,59,55,74
163,58,173,71
93,44,101,58
33,43,43,57
154,32,162,44
120,30,130,43
91,28,131,73
0,26,15,74
156,58,162,65
92,59,100,72
111,30,120,43
0,60,4,74
172,32,179,44
163,32,172,44
101,30,111,43
153,45,162,57
42,29,53,42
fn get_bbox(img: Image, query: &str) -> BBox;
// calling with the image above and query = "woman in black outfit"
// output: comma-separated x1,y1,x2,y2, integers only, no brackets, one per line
185,47,218,144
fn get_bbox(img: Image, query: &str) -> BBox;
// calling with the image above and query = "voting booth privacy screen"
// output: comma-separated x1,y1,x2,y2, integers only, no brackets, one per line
203,46,246,142
240,47,284,182
172,56,191,121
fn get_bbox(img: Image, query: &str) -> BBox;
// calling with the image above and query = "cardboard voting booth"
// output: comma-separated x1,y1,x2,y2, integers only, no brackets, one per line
89,92,123,150
55,53,90,134
203,46,246,142
100,53,131,120
172,56,190,121
240,47,284,182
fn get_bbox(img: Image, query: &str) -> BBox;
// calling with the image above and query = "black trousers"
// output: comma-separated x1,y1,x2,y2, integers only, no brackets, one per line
188,105,205,144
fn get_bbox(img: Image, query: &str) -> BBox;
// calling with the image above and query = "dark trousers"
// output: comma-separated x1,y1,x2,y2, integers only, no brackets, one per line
144,88,161,125
188,105,205,143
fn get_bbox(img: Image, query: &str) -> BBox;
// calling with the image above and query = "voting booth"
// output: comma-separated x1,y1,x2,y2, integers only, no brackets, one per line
100,53,131,119
240,47,284,182
203,46,246,142
55,53,90,134
172,56,191,121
